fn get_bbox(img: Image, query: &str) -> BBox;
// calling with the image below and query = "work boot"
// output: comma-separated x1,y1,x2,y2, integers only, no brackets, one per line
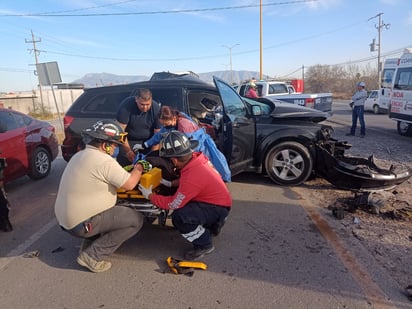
184,245,215,260
77,251,112,273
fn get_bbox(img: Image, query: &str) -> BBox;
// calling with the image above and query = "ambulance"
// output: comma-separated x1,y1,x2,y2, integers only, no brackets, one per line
389,48,412,136
379,58,398,113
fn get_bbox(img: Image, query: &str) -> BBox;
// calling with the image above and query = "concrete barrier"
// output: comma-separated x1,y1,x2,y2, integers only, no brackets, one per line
0,89,83,115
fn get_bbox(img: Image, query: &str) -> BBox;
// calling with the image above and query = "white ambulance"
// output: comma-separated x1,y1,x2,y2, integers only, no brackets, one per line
380,58,398,113
389,48,412,136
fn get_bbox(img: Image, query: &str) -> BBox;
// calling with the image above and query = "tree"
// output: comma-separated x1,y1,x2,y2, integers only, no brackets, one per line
305,63,378,99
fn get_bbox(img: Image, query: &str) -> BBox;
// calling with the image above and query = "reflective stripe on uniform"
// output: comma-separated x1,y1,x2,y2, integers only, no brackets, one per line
182,225,205,242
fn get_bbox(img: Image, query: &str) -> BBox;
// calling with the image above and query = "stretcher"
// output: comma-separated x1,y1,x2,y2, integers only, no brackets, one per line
116,167,169,225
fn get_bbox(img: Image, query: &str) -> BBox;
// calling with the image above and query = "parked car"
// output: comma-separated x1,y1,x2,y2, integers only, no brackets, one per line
0,108,59,183
364,90,389,114
61,74,410,188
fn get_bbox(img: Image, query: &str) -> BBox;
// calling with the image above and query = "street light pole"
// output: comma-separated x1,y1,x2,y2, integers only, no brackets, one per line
222,44,239,85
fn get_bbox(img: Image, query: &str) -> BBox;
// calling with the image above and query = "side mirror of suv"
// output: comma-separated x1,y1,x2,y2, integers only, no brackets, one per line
252,105,262,116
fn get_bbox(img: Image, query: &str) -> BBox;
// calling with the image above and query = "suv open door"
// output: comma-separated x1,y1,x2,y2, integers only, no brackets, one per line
213,77,255,176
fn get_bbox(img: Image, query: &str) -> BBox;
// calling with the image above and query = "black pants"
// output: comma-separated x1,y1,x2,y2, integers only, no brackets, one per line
0,187,12,232
172,202,230,248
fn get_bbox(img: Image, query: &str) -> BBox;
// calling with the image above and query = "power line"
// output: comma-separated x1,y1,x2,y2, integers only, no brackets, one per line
276,47,408,79
32,0,140,15
329,48,405,67
38,49,225,61
0,0,317,17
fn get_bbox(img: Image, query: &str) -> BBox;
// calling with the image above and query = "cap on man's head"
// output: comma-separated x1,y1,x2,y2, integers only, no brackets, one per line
357,81,365,87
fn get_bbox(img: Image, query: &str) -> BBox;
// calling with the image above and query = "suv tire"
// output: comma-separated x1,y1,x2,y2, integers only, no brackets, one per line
264,141,313,185
397,121,412,136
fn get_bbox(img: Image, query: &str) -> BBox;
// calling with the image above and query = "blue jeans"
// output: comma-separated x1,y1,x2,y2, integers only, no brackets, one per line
350,105,365,135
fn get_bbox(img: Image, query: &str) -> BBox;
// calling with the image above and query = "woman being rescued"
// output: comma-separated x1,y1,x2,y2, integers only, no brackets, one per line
142,105,231,185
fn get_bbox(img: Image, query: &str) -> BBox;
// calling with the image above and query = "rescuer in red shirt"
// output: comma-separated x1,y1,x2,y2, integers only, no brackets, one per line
139,131,232,260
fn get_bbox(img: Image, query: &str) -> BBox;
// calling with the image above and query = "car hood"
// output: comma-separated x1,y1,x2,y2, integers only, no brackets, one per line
270,100,330,123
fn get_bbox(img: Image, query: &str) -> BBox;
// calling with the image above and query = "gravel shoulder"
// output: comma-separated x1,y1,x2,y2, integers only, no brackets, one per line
295,116,412,296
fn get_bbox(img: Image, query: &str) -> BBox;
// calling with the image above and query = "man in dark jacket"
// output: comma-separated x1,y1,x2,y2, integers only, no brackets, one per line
116,88,161,166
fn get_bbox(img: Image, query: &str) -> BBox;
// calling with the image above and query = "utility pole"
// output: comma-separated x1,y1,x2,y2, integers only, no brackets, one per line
25,30,45,113
369,13,390,87
222,44,239,85
259,0,263,80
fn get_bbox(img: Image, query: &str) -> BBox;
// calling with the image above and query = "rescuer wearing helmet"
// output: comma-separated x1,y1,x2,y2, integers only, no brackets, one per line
346,81,368,137
138,131,232,260
55,120,145,273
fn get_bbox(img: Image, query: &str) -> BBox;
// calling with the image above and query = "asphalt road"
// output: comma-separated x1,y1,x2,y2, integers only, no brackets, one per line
328,99,399,136
0,102,410,308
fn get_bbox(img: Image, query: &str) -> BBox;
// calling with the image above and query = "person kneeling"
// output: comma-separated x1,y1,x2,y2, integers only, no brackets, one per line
139,131,232,260
55,120,145,273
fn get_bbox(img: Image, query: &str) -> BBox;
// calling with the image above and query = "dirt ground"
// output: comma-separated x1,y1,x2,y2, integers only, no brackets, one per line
295,120,412,297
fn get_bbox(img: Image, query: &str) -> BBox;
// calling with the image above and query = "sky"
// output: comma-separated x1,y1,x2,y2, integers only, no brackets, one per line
0,0,411,92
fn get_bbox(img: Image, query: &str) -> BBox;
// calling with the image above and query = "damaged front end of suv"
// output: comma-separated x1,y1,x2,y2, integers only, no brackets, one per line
314,128,412,191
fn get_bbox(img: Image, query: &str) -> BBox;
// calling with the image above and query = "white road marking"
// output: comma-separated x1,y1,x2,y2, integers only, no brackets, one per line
0,219,57,271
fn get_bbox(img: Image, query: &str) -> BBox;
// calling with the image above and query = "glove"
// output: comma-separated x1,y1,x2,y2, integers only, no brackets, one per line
349,102,354,108
160,178,172,188
133,143,145,152
138,184,153,200
123,165,134,172
137,160,152,173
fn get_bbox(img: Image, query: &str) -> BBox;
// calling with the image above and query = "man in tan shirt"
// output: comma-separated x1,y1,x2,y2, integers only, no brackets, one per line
55,120,145,273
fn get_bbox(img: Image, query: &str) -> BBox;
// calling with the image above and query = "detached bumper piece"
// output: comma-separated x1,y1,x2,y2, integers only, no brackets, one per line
314,139,412,192
166,256,207,277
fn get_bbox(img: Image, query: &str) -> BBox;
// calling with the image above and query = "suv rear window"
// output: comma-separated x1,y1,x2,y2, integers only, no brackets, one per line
83,92,130,114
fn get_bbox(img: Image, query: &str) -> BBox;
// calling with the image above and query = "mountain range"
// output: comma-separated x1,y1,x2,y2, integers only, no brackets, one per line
72,70,272,88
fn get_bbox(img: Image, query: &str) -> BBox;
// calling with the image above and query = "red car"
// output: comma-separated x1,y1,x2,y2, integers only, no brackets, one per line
0,108,59,183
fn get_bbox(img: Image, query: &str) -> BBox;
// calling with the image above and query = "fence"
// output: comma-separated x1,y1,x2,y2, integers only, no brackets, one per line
0,88,84,115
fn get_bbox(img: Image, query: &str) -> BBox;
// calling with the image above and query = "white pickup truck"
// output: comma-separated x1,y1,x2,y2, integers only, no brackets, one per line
237,80,333,112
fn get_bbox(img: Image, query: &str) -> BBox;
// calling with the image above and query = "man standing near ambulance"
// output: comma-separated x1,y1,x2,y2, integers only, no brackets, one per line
347,81,368,138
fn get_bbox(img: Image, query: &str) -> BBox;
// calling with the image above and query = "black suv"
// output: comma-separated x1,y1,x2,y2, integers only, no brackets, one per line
62,75,331,185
